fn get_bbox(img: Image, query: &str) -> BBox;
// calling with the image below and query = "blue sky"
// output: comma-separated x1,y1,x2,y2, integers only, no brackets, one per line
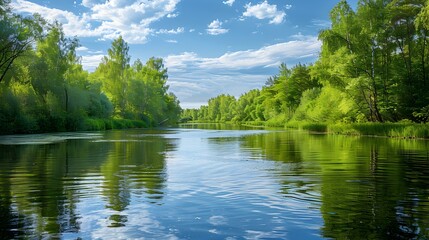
11,0,358,108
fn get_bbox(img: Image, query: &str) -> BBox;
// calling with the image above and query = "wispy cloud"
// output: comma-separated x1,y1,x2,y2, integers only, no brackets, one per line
167,12,179,18
223,0,235,7
156,27,185,35
165,35,320,71
81,54,105,71
206,19,229,35
11,0,181,44
164,35,321,107
312,19,331,28
76,46,89,52
242,0,286,24
81,0,104,8
11,0,95,36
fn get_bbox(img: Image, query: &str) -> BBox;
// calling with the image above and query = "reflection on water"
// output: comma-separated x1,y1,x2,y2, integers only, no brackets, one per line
0,130,173,239
240,131,429,239
0,126,429,239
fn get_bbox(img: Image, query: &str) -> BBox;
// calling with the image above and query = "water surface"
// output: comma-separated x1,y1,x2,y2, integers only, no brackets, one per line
1,124,429,239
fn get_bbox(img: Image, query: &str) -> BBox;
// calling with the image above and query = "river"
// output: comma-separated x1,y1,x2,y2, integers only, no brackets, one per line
0,124,429,239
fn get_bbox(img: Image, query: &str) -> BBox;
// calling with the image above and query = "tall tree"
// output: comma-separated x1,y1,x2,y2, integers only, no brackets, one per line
389,0,428,118
316,0,387,121
95,36,130,117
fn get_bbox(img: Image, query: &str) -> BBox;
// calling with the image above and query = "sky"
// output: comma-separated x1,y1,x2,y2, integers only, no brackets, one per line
11,0,358,109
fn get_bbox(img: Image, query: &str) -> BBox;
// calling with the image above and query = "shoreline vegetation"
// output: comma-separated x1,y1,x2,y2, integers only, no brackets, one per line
0,1,181,135
181,121,429,139
0,117,151,135
181,1,429,140
3,1,429,137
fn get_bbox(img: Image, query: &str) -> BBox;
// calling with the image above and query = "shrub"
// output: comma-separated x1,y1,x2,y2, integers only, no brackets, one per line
301,122,328,132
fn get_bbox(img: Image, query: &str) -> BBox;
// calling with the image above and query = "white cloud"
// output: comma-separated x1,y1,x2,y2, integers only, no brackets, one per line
81,54,105,71
167,71,267,109
156,27,185,34
76,46,89,52
242,0,286,24
164,52,199,70
164,35,320,72
312,19,331,28
164,36,321,108
88,50,104,54
11,0,181,44
166,39,178,43
167,12,179,18
81,0,104,8
166,35,320,70
223,0,235,6
206,19,229,35
11,0,96,37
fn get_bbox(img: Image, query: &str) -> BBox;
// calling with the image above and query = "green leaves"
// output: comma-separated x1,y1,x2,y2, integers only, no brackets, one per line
0,4,181,133
188,0,429,125
0,2,42,83
92,39,180,125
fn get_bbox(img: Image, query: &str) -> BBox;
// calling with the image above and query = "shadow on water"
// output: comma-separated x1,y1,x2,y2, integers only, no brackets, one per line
0,129,176,239
240,130,429,239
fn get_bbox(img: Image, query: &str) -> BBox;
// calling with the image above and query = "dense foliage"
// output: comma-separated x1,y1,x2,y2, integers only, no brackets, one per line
183,0,429,125
0,1,181,134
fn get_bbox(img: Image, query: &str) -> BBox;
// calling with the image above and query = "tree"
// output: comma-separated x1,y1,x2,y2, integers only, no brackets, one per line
0,1,42,83
95,36,130,117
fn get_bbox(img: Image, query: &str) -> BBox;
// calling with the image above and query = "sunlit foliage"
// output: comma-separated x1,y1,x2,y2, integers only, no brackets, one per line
184,0,429,125
0,2,181,134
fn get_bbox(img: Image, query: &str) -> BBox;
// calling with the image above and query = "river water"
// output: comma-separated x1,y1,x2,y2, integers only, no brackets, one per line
0,124,429,239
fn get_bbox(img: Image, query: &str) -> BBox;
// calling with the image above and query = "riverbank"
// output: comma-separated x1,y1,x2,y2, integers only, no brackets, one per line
186,120,429,139
283,121,429,139
82,118,149,131
0,118,150,135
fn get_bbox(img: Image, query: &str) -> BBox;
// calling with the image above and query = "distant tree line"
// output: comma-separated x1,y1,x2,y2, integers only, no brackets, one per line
183,0,429,125
0,0,181,134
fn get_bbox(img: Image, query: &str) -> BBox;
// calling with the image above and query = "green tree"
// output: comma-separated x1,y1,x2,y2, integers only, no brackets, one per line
282,64,319,112
0,1,42,83
95,36,130,117
126,57,179,125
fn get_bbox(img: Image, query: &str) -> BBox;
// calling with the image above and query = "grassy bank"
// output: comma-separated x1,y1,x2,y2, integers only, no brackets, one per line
174,120,429,139
82,118,149,131
0,118,150,135
285,121,429,139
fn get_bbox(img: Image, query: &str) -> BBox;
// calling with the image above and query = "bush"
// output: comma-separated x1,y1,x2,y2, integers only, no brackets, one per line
284,121,327,132
328,123,360,135
328,122,429,139
83,118,106,131
301,122,328,132
265,114,287,127
110,118,148,129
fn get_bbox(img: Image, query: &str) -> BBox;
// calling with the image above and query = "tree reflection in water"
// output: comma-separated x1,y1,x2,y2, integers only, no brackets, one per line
1,128,429,239
240,131,429,239
0,130,174,239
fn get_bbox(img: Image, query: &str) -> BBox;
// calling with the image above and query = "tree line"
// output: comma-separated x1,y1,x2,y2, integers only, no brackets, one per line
183,0,429,125
0,0,181,134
